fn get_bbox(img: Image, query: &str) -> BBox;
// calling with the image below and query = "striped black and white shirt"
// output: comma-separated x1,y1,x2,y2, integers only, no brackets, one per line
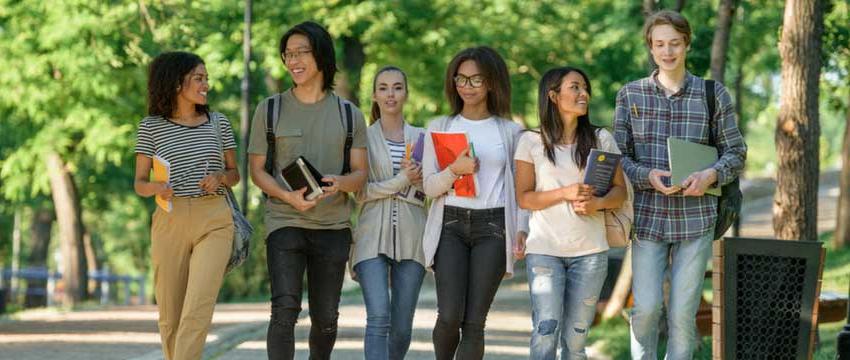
135,112,236,198
387,138,405,227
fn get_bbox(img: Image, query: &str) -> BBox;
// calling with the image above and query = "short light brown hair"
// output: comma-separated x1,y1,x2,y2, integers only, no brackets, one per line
643,10,691,48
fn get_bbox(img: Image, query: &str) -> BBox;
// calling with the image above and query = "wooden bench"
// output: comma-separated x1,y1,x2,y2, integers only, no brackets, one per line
817,291,849,324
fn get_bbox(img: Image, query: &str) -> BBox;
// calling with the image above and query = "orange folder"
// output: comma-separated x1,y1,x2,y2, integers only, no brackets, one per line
430,131,478,197
152,155,172,212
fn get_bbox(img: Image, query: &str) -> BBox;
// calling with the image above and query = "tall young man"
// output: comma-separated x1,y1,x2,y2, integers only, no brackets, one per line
248,21,368,360
613,10,747,359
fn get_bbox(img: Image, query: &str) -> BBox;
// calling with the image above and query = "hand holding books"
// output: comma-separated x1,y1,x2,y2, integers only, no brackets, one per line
648,169,679,195
280,156,333,212
448,148,478,176
431,131,479,197
561,183,595,202
320,175,342,195
562,183,598,215
680,168,718,196
282,188,322,212
576,149,622,215
400,158,423,187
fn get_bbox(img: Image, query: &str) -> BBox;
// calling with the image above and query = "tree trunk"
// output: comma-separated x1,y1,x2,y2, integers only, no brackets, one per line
239,0,252,212
45,152,87,307
602,247,633,320
11,211,22,302
773,0,824,241
710,0,738,83
25,208,53,308
732,63,744,237
834,102,850,248
336,35,365,106
643,0,657,73
674,0,686,12
83,231,99,296
643,0,656,16
264,73,281,95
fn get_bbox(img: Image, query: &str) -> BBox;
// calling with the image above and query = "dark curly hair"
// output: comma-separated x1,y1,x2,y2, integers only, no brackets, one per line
147,51,209,117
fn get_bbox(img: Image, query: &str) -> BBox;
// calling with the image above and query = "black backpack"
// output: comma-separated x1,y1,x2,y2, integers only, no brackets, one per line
705,80,742,240
262,94,354,196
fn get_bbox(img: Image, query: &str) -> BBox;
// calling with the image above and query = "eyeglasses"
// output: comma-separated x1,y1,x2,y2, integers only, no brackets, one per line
454,74,485,88
283,49,312,61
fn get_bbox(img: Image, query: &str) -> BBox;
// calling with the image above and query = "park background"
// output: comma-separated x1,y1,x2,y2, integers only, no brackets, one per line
0,0,849,359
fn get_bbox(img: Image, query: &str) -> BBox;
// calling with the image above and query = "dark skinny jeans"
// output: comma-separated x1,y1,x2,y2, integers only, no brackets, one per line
266,227,351,360
432,206,506,360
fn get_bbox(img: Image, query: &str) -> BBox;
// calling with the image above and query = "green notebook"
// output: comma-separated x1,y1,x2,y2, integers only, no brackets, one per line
667,137,721,196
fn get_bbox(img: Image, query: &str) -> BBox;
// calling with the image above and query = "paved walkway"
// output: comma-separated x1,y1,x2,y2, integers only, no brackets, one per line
0,171,841,359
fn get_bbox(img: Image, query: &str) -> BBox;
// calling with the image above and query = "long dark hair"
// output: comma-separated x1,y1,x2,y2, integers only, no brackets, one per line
537,66,599,169
147,51,209,117
279,21,337,91
444,46,511,118
370,66,408,125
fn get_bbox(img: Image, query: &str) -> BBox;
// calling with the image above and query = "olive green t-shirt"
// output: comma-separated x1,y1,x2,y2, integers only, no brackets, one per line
248,90,367,236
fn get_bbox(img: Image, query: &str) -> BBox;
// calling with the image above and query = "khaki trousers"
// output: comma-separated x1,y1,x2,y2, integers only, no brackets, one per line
151,195,233,360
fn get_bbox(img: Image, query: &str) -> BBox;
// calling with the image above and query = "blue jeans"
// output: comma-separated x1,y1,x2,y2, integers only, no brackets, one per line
355,255,425,360
629,232,713,360
526,252,608,360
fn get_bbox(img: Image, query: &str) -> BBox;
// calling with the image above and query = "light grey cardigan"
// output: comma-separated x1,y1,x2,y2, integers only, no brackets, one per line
351,122,427,275
421,116,530,277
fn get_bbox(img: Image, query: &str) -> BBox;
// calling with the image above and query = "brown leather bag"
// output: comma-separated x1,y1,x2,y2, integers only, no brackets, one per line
605,173,634,248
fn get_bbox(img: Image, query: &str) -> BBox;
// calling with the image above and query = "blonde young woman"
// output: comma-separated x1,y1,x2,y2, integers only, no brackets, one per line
351,66,427,360
134,51,240,360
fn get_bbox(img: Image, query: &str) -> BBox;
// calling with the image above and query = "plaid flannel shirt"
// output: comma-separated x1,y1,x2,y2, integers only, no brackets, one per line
613,71,747,243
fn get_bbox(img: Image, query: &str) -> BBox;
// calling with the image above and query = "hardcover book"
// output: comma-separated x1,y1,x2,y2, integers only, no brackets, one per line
582,149,622,197
281,156,330,201
667,137,721,196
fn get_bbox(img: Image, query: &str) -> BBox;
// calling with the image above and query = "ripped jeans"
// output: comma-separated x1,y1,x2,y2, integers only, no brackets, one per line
526,252,608,360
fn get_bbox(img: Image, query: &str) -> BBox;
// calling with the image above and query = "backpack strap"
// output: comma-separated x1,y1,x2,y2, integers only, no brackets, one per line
705,79,717,146
262,95,280,198
338,97,354,174
264,95,278,176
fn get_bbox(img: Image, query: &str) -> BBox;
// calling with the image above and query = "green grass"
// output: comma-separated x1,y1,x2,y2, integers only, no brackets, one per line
590,232,850,358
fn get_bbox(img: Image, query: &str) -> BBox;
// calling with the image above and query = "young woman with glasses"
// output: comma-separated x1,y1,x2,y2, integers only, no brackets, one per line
421,46,529,359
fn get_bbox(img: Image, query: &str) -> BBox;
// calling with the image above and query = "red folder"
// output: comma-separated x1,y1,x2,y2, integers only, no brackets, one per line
431,131,478,197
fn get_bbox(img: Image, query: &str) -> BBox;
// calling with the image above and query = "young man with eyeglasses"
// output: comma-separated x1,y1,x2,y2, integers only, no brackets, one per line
247,21,368,360
613,11,746,359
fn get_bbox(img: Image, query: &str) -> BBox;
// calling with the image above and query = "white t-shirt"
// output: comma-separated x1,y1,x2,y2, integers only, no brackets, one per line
514,129,619,257
445,116,506,209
